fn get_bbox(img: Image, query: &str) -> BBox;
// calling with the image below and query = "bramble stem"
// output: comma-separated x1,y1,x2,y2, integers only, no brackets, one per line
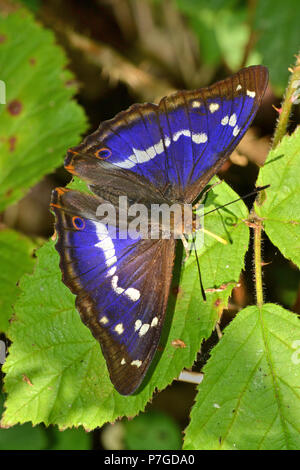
251,54,300,305
253,218,264,307
272,53,300,149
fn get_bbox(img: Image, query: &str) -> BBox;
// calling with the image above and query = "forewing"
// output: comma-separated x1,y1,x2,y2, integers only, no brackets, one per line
51,188,175,395
65,65,268,202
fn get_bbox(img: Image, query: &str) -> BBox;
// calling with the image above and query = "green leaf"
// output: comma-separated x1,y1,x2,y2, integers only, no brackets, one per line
0,228,36,333
255,128,300,268
254,0,300,91
183,304,300,450
0,9,87,211
1,180,249,429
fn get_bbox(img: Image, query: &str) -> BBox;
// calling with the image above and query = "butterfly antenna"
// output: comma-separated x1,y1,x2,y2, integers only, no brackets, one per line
202,184,270,217
191,232,206,302
191,185,270,299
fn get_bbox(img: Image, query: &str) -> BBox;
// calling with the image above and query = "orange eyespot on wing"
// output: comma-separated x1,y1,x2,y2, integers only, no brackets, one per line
95,147,112,159
72,216,86,230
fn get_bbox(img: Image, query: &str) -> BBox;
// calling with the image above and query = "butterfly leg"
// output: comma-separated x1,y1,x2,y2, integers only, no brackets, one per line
193,180,223,211
180,234,191,261
215,321,223,339
193,180,227,245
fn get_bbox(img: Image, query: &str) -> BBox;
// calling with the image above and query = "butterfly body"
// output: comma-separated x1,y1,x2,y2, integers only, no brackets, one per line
51,66,268,395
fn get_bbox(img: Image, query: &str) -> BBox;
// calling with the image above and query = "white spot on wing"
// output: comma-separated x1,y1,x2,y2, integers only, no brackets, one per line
173,129,191,141
209,103,219,113
114,159,135,169
126,288,140,302
100,316,109,325
111,275,123,295
115,323,124,335
164,136,171,147
247,90,256,98
139,323,150,337
221,115,229,125
131,360,142,368
107,266,117,276
233,125,240,136
193,133,208,144
112,275,140,302
192,100,201,108
151,317,158,327
236,84,242,91
135,319,142,331
121,358,126,365
229,113,237,127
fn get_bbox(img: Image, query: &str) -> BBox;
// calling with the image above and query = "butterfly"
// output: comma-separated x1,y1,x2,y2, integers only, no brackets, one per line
51,65,268,395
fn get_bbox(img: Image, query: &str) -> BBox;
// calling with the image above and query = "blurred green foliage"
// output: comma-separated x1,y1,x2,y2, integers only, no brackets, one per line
176,0,257,69
175,0,300,90
254,0,300,91
124,411,182,450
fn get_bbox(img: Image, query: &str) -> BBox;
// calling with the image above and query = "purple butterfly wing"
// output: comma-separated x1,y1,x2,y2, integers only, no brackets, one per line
51,188,175,395
66,66,268,202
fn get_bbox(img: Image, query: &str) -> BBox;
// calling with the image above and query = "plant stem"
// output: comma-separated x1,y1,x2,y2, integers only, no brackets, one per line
253,218,264,307
252,55,300,306
272,53,300,149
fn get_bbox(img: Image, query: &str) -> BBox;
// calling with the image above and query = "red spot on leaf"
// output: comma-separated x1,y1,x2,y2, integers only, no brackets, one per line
171,339,186,349
0,34,6,43
29,57,36,66
214,298,221,307
8,135,17,152
22,375,33,386
7,99,22,116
